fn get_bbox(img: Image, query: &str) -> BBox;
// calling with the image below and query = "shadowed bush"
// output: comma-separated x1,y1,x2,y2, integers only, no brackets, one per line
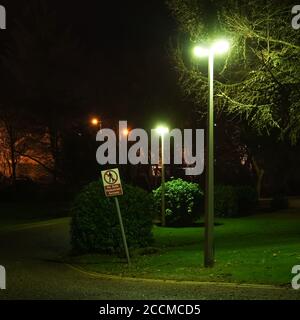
71,180,154,254
215,185,258,217
235,185,258,215
214,185,238,217
271,194,289,211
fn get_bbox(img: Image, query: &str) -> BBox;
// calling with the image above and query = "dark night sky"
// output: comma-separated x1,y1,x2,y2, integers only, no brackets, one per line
0,0,191,129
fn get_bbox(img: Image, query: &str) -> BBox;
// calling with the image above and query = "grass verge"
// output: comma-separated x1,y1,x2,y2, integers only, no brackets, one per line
69,209,300,286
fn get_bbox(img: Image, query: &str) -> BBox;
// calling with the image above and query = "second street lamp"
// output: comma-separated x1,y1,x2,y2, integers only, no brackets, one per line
193,39,230,267
156,126,169,227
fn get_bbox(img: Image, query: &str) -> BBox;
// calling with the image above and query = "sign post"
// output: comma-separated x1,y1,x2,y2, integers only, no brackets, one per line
101,168,130,265
114,197,130,265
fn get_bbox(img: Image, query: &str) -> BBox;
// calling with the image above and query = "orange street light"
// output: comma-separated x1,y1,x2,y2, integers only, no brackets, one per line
91,117,100,126
122,128,130,136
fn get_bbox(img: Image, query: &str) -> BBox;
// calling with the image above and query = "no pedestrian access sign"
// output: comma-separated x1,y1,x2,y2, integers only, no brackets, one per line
100,168,130,264
101,168,123,197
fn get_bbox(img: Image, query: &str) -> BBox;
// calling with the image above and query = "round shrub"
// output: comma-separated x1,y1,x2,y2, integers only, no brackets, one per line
214,185,238,217
153,178,203,226
71,180,154,254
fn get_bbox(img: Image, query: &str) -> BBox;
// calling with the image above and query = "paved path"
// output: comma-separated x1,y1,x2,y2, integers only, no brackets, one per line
0,219,299,300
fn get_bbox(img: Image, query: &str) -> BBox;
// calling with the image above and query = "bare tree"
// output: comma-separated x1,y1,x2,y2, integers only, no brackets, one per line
166,0,300,196
1,1,84,183
167,0,300,144
0,109,29,184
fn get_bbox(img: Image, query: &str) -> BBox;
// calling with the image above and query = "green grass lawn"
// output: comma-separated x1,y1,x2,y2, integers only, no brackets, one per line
69,209,300,286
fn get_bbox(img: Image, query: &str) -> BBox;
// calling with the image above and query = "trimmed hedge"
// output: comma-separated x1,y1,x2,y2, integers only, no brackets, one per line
153,178,203,226
153,180,257,222
271,194,289,211
236,186,258,215
215,185,258,217
214,185,238,217
71,180,154,254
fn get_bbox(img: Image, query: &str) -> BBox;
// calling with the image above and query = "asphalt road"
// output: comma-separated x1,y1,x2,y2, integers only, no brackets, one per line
0,218,299,300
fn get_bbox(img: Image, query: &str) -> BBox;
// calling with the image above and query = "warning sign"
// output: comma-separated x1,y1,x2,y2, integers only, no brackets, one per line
101,168,123,197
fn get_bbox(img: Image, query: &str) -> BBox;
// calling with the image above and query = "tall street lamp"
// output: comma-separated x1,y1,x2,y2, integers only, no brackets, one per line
156,126,169,227
193,39,230,267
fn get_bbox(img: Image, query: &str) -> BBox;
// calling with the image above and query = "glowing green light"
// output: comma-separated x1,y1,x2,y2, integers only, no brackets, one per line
193,46,210,58
212,40,230,54
193,39,230,58
156,126,169,136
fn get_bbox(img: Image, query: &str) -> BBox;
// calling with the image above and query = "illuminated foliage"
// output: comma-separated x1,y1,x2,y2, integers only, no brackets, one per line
167,0,300,144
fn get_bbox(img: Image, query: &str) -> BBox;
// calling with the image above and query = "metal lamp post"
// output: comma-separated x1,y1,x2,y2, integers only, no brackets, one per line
156,126,169,227
193,40,230,267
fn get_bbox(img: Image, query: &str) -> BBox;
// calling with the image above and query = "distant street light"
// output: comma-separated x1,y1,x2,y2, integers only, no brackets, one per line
193,39,230,268
90,117,101,130
122,128,130,136
156,125,169,227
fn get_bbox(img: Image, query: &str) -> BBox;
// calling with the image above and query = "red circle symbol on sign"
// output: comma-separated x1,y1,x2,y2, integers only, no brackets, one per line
104,170,118,185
